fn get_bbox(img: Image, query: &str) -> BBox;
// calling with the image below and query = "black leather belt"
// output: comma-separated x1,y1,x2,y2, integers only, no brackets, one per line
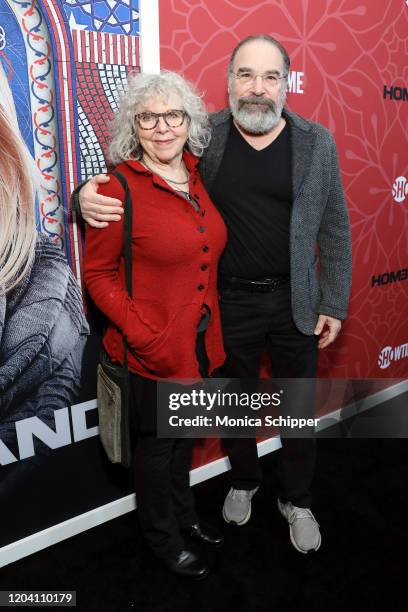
218,275,290,293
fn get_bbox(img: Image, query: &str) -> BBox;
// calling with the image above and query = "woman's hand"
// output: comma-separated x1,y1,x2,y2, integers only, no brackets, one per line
79,174,124,228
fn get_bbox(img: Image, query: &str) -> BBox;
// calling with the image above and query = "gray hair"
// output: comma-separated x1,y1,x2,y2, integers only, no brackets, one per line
228,34,290,81
109,70,211,164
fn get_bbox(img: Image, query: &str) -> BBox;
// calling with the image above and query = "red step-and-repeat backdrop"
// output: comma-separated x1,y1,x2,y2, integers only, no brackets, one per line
159,0,408,467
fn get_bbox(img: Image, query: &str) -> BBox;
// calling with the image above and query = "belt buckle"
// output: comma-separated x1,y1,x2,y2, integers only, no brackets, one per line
249,279,264,293
251,278,272,293
264,277,275,291
261,277,277,293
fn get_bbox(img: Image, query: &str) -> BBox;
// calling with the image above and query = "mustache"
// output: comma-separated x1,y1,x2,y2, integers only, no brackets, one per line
238,96,276,112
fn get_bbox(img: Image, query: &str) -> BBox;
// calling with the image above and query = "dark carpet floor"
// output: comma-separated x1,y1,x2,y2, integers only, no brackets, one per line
1,393,407,612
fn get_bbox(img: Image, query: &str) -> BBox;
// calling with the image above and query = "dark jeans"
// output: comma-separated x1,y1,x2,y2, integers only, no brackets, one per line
128,331,208,560
219,282,318,508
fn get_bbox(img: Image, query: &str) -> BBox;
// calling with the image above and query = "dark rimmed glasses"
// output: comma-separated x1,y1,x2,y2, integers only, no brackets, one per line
135,109,188,130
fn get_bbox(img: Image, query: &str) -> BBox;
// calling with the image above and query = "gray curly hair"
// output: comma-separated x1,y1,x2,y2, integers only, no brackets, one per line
109,70,211,164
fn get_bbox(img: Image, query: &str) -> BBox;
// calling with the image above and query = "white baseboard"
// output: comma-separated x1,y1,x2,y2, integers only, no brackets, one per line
1,379,406,568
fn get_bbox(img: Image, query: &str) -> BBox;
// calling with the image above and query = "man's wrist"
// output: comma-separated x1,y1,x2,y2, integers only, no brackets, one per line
70,178,90,218
318,306,346,320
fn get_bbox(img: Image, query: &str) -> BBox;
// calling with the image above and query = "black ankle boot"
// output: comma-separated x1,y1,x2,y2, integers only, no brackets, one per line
164,549,209,579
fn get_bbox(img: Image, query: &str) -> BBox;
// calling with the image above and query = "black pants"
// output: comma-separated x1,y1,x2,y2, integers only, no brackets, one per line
129,331,208,560
219,283,318,508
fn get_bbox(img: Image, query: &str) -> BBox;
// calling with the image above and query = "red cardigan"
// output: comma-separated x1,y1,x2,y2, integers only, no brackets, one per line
83,152,227,379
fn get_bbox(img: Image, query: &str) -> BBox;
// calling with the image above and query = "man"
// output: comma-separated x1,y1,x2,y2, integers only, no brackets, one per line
76,35,352,554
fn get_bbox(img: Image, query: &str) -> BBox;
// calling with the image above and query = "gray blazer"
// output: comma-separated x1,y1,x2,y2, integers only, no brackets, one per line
199,107,352,335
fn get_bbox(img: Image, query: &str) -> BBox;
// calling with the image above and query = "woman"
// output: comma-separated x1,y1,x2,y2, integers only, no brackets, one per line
83,71,227,578
0,63,89,446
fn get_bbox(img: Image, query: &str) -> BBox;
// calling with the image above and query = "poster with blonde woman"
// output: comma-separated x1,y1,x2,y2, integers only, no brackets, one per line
0,63,89,449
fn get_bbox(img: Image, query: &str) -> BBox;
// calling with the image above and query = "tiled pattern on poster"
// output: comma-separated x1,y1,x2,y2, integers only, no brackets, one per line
1,0,140,275
62,0,139,35
1,0,64,247
76,63,128,179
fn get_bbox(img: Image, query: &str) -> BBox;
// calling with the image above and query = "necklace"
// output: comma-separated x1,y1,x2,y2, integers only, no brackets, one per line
142,157,189,185
177,190,200,211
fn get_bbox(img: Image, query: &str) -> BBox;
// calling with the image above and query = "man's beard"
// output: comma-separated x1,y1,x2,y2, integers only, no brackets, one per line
229,90,286,135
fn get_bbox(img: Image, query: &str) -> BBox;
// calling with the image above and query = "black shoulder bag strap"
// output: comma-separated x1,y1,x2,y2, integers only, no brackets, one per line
112,170,133,468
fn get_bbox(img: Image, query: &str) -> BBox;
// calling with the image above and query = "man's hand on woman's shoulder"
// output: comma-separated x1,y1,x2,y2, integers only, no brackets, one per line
79,174,123,228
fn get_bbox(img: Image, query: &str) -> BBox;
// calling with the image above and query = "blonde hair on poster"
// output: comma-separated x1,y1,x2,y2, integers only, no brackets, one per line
0,63,37,294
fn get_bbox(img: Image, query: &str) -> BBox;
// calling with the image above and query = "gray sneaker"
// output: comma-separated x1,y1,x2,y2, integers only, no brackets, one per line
222,487,259,525
277,498,321,553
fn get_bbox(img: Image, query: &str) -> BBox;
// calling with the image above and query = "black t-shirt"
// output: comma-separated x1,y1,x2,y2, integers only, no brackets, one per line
210,122,292,279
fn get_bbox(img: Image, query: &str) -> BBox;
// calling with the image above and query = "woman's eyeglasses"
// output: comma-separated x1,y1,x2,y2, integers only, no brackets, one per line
135,109,188,130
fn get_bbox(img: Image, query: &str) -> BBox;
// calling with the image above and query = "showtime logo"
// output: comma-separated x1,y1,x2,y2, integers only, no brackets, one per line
383,84,408,102
287,71,304,94
392,176,408,203
378,343,408,369
371,269,408,287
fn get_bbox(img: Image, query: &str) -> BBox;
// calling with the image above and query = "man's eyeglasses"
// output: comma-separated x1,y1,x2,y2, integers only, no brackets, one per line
231,70,288,89
135,109,188,130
